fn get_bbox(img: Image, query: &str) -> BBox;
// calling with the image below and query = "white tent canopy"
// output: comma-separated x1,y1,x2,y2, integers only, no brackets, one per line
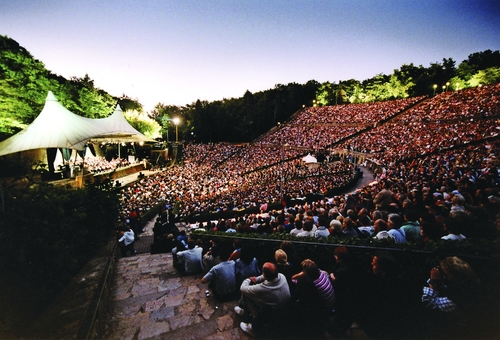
0,92,154,157
91,105,155,144
302,153,319,170
302,153,317,163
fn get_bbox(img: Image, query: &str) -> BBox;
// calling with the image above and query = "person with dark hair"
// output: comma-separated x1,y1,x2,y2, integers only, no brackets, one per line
202,239,221,273
401,209,421,242
228,238,242,261
235,244,260,287
360,252,406,339
297,220,315,237
328,246,367,336
234,262,291,336
373,219,393,240
315,216,330,238
387,213,406,243
289,219,303,236
441,213,467,241
341,217,359,237
118,225,136,257
176,238,203,274
292,259,335,315
373,180,395,211
421,256,482,339
201,246,237,301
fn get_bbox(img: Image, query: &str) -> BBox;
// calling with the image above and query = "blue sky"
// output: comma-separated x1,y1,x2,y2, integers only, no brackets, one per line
1,0,499,111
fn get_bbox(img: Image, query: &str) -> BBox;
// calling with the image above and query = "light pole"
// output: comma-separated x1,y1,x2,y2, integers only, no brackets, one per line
433,84,437,96
172,117,180,143
442,85,446,93
446,82,450,92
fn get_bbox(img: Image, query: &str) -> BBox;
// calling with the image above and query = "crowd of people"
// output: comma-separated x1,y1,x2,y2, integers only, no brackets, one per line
259,96,424,149
164,227,486,338
339,83,500,163
73,156,131,174
115,84,500,337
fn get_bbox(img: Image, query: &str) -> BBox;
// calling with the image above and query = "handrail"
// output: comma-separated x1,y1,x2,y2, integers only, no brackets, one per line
77,239,119,340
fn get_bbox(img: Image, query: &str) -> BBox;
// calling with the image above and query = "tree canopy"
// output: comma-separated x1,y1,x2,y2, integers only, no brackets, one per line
1,34,499,144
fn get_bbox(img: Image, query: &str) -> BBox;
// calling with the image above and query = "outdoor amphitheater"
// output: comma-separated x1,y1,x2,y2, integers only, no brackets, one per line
3,83,500,339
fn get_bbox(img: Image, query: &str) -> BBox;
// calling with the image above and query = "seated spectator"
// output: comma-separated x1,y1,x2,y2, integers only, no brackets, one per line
297,220,315,237
357,214,374,236
234,262,291,336
172,231,188,270
289,219,303,236
201,247,237,301
329,219,343,236
228,239,242,261
176,238,204,274
360,253,406,339
279,241,302,270
235,244,260,287
291,259,335,326
387,213,406,243
341,217,359,237
329,246,368,336
401,210,421,242
202,240,221,273
314,216,331,238
274,249,297,292
441,214,467,241
422,256,482,339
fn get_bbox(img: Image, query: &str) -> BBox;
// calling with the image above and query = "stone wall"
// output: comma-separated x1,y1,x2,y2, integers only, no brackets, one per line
28,240,118,339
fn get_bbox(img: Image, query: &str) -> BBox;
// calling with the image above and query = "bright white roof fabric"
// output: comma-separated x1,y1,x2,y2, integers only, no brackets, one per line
91,105,155,144
0,92,154,156
302,153,317,163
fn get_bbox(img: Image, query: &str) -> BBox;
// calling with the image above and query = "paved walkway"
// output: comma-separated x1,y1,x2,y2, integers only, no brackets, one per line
104,166,375,339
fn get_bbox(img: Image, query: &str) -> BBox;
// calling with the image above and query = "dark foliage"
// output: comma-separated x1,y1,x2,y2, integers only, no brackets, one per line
0,181,119,336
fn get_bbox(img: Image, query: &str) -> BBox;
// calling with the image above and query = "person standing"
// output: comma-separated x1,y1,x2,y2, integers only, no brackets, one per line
118,226,136,257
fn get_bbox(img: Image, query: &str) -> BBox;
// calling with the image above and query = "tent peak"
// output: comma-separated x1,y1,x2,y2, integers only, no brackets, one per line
46,91,58,102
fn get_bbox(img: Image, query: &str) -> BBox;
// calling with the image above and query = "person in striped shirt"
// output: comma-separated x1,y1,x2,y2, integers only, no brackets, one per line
292,259,335,321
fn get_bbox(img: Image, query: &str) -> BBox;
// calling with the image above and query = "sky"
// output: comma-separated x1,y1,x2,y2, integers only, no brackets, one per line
1,0,499,111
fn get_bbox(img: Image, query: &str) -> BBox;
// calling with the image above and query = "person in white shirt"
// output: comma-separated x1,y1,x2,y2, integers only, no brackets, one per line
118,226,136,257
177,238,204,274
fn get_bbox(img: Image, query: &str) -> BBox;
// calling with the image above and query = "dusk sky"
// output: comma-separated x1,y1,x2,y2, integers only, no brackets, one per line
1,0,499,111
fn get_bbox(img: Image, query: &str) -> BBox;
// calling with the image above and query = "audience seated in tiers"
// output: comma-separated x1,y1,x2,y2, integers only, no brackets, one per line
74,156,131,174
115,84,500,337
